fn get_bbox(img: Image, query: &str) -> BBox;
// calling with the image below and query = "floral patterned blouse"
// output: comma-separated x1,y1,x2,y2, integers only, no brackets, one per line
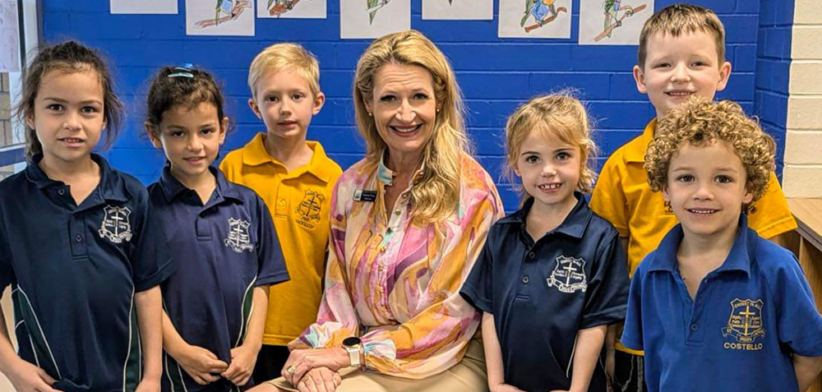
290,152,503,378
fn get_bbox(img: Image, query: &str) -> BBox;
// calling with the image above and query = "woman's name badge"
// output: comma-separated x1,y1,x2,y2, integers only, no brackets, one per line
354,189,378,202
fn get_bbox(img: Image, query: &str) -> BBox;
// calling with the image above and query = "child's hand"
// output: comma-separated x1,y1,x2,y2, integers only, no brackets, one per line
490,383,526,392
176,344,229,385
221,343,259,386
134,377,160,392
5,358,58,392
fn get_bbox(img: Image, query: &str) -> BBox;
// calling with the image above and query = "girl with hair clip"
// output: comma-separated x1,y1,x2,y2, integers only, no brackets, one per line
144,65,289,392
461,93,630,392
0,41,174,392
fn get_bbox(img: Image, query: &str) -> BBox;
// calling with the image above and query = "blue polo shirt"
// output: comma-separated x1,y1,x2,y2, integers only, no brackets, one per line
622,215,822,392
148,166,289,392
461,195,629,392
0,154,174,392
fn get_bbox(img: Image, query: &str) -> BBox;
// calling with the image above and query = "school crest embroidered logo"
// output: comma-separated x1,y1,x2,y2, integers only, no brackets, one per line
546,256,587,293
98,205,133,244
224,218,254,253
722,298,765,348
296,190,324,229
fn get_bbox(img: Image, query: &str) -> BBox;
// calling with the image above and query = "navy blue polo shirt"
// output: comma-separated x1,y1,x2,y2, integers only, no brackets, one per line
622,215,822,392
148,166,289,392
0,154,174,392
461,194,629,392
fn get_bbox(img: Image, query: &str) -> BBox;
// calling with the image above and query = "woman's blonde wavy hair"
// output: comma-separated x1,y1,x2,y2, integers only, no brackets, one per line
353,30,469,226
505,92,598,201
645,97,775,212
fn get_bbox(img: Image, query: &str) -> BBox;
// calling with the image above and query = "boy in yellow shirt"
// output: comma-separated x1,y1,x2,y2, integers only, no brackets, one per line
219,43,343,383
589,4,798,391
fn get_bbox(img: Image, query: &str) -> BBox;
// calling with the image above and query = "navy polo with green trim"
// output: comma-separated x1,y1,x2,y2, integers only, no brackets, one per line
0,154,175,392
149,166,289,392
461,194,629,392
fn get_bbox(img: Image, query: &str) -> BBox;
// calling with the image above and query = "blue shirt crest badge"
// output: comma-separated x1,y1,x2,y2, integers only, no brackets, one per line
547,255,588,293
225,217,254,253
722,298,766,343
98,205,133,244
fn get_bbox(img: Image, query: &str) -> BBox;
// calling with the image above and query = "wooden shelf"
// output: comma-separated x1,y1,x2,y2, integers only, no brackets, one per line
788,198,822,251
788,199,822,392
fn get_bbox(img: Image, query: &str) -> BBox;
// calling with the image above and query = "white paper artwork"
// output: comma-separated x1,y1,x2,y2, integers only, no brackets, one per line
422,0,493,20
579,0,652,45
499,0,572,39
186,0,255,36
257,0,326,19
110,0,178,14
341,0,410,39
0,0,19,72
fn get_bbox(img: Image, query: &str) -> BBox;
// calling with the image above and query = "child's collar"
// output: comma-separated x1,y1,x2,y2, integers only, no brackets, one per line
647,214,753,276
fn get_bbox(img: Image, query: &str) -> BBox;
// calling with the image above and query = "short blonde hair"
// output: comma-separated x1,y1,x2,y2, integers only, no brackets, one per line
248,42,320,99
645,97,775,207
638,4,725,69
353,30,468,226
505,92,598,197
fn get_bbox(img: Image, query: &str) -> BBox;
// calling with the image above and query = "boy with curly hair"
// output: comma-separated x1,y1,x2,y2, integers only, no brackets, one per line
620,97,822,392
590,5,798,389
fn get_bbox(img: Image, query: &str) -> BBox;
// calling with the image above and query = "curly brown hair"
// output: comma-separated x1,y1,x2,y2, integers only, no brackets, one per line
645,97,775,208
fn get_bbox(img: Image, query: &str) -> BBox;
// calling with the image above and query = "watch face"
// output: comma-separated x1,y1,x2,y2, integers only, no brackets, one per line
343,337,362,347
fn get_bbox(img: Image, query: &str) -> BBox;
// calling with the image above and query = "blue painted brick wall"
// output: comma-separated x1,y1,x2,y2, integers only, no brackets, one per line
754,0,792,180
41,0,767,212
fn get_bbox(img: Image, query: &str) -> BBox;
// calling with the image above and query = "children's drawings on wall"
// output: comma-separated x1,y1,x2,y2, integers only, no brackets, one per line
579,0,651,45
422,0,493,20
187,0,255,36
340,0,409,39
499,0,572,39
110,0,178,14
367,0,391,24
0,0,19,72
257,0,326,19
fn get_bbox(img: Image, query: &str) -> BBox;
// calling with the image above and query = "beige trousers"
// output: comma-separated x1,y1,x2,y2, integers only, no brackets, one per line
268,336,488,392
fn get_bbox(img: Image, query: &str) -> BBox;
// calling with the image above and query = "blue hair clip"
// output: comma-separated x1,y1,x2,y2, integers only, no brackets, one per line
168,64,195,79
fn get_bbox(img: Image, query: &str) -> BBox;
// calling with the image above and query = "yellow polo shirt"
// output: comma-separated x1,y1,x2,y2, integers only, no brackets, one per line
590,119,798,355
220,134,343,346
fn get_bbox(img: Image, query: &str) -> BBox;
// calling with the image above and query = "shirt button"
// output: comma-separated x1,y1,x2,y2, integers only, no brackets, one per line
522,276,530,284
528,252,536,259
690,323,699,331
394,210,401,216
279,200,286,206
58,189,66,196
74,234,84,243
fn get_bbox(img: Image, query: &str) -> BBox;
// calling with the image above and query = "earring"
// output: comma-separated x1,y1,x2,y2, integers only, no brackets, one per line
663,200,673,213
368,112,373,117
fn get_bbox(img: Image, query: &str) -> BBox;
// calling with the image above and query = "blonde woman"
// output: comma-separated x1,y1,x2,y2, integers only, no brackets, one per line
251,29,503,392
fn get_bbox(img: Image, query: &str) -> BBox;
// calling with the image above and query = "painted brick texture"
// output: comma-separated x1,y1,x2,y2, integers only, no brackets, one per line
41,0,764,211
783,0,822,197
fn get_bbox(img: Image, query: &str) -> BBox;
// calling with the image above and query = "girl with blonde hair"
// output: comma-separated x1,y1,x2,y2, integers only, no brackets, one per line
461,93,629,392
